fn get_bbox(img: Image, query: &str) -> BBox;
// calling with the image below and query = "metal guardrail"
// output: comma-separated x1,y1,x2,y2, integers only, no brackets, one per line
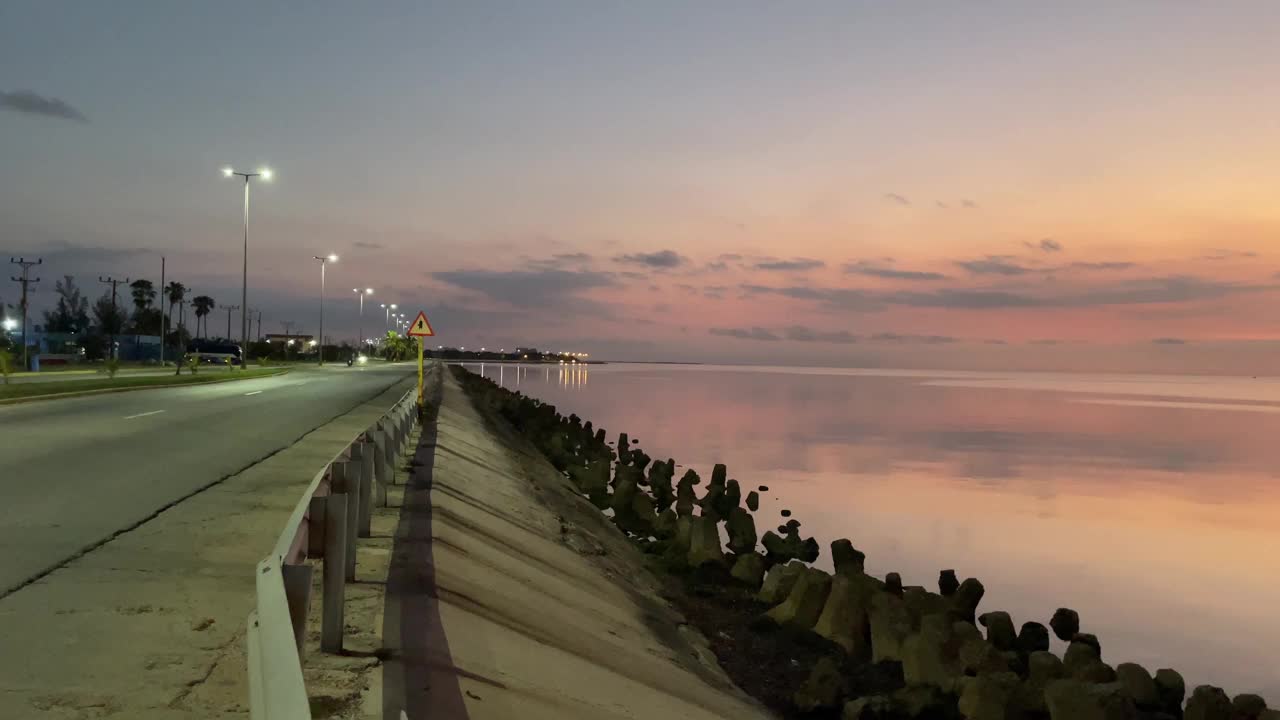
247,388,419,719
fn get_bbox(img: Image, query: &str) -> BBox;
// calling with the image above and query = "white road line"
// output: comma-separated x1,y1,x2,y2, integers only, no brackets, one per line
123,410,166,420
243,390,263,396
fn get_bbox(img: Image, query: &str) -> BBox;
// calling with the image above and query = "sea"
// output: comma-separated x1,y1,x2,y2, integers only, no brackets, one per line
459,361,1280,698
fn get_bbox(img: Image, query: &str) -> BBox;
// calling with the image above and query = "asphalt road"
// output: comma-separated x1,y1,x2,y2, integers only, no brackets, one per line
0,362,415,596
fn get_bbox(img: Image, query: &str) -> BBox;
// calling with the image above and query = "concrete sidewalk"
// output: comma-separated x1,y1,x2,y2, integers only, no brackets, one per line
0,375,415,718
306,366,771,719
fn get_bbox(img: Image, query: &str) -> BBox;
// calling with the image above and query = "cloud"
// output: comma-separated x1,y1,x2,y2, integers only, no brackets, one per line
614,250,685,268
1024,238,1063,253
709,325,955,345
784,326,858,344
703,285,728,299
983,339,1008,345
936,201,949,209
742,274,1275,313
869,333,957,344
1069,261,1134,271
0,90,87,122
527,252,594,270
956,256,1033,276
432,268,617,308
352,240,384,250
1152,337,1188,345
709,326,780,342
844,261,947,281
884,193,911,206
1202,249,1259,261
961,199,978,209
753,257,825,271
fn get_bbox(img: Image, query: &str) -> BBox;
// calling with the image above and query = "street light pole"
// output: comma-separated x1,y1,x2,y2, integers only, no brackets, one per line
223,166,272,361
354,287,373,348
312,254,338,365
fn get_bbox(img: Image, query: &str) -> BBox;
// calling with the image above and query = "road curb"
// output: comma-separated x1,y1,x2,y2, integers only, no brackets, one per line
0,368,292,406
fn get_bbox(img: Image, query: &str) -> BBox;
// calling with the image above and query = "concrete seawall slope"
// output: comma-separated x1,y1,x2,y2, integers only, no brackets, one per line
331,365,772,719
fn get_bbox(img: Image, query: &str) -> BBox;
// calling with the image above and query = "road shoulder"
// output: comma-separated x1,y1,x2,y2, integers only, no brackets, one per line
0,374,414,718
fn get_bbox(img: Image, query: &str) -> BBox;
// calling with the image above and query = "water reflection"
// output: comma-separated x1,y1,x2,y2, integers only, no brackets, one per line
465,363,1280,698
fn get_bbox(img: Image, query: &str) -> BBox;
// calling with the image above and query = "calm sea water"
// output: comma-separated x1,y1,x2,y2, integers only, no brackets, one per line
462,362,1280,698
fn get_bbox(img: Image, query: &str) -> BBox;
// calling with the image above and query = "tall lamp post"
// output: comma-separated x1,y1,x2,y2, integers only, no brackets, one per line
222,167,272,358
353,287,373,348
312,254,338,365
381,302,397,334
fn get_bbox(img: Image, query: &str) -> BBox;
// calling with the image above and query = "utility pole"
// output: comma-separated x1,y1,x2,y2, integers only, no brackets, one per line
219,304,241,340
257,309,263,341
159,257,165,366
9,257,42,370
281,320,295,361
99,276,128,360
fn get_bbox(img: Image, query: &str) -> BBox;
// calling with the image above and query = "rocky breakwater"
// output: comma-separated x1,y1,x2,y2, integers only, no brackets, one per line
452,366,1276,720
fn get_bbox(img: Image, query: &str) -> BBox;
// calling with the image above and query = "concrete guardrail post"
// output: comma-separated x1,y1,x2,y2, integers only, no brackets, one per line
306,496,327,558
321,493,347,653
281,564,312,658
382,419,397,483
372,429,389,506
332,460,359,582
354,441,373,538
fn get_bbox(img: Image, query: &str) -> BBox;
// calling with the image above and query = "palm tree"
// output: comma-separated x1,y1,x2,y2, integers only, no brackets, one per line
192,295,215,339
165,282,186,336
129,279,156,314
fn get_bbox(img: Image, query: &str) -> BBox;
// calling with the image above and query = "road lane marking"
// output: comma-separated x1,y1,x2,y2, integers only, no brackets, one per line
243,390,263,396
123,410,166,420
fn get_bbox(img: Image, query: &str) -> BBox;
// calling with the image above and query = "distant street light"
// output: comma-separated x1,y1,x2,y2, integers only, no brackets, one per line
353,287,373,347
223,166,272,356
311,254,338,365
1,318,15,331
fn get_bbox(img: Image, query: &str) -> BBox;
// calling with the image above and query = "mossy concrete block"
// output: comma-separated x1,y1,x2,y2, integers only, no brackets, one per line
1185,686,1233,720
725,507,758,555
1045,679,1138,720
979,611,1017,652
687,515,726,567
831,538,866,575
1017,622,1051,655
869,591,913,663
1154,668,1186,714
903,613,962,688
953,577,985,624
814,572,876,660
758,561,806,605
1232,694,1268,720
765,568,832,630
1051,608,1081,642
903,586,951,629
844,695,892,720
730,552,767,589
794,656,844,712
958,671,1020,720
1114,663,1158,709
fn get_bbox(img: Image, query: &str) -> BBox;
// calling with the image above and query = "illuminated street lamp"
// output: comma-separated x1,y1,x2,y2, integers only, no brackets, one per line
353,287,373,347
311,254,338,365
222,166,272,354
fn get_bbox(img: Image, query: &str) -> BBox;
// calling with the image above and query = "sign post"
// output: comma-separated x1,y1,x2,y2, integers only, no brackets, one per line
406,310,435,408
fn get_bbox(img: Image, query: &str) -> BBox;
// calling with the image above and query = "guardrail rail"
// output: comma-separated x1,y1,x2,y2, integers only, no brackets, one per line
247,387,420,719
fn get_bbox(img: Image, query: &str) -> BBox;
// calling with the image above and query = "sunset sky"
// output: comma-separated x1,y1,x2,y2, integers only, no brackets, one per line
4,2,1280,372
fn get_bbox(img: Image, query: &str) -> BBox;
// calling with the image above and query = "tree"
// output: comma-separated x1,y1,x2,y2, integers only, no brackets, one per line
165,281,186,331
129,279,156,314
192,295,215,338
43,276,91,333
92,291,127,359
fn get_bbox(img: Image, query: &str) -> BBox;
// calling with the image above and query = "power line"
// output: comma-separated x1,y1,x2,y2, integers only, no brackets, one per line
218,304,241,340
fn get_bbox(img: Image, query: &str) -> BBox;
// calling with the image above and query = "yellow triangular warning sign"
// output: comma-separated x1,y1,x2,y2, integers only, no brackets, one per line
406,310,435,337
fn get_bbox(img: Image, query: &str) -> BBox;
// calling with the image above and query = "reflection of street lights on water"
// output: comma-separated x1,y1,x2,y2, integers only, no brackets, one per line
311,254,337,365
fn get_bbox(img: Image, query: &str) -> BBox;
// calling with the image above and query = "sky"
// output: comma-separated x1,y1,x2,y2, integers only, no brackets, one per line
3,1,1280,373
